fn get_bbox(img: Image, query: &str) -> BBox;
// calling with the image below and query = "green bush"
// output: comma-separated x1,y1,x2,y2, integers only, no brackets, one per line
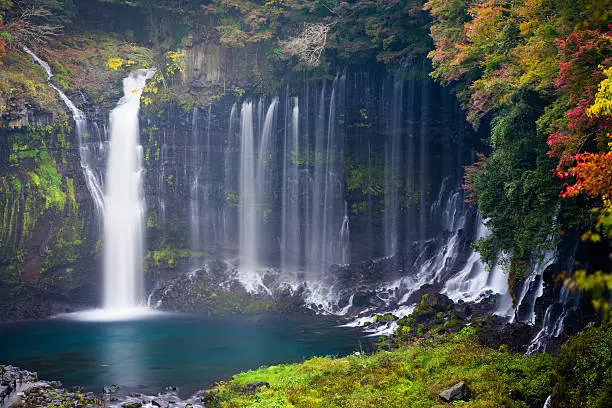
551,326,612,408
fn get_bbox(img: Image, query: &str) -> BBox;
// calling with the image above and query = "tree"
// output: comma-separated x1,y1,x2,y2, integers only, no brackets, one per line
280,22,332,66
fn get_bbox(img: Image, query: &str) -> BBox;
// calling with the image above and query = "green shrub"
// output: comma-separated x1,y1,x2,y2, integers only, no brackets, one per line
551,326,612,408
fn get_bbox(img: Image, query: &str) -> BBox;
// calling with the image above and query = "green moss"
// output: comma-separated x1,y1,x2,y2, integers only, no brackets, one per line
225,190,240,208
147,212,159,228
145,247,192,269
373,313,396,323
214,330,552,408
192,282,277,316
65,177,76,207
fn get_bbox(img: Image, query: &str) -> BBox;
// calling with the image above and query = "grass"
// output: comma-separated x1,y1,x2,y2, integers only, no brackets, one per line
208,328,552,408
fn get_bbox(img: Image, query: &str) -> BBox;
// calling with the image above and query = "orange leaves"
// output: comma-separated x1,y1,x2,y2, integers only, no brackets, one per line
546,30,612,206
559,152,612,200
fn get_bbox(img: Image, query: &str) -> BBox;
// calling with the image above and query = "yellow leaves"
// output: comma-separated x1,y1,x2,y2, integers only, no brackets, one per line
565,270,612,324
106,57,137,71
166,51,184,73
587,65,612,118
106,57,123,70
161,51,184,77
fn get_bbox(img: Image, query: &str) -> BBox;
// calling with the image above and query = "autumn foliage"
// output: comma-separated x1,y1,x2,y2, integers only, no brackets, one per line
427,0,612,295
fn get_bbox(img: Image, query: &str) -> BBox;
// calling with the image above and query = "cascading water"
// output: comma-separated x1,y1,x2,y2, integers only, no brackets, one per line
340,201,350,265
239,102,257,271
281,97,301,270
257,98,279,262
384,71,404,256
103,69,154,311
527,281,580,354
189,107,201,253
23,46,105,215
512,251,556,324
418,65,430,243
306,75,346,278
24,47,156,319
223,103,238,248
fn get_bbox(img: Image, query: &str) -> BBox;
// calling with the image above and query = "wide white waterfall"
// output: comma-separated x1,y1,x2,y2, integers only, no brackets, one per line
24,47,156,319
103,69,154,311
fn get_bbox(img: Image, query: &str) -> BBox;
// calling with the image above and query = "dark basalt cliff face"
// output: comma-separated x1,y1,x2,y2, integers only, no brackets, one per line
0,110,100,321
0,36,480,320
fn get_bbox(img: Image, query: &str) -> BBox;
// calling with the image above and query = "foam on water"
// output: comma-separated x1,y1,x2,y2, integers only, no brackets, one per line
56,307,168,322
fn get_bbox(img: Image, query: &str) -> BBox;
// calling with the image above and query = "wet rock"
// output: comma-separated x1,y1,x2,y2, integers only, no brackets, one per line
453,302,472,320
351,292,376,308
152,397,169,408
421,293,453,312
439,381,469,402
104,384,120,394
121,402,143,408
475,316,536,353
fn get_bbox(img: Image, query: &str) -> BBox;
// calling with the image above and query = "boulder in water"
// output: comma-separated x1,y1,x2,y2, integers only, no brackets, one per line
121,402,142,408
103,384,120,394
152,397,169,408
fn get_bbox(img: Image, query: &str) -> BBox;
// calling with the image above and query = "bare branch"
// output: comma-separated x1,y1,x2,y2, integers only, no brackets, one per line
4,3,62,48
280,23,332,67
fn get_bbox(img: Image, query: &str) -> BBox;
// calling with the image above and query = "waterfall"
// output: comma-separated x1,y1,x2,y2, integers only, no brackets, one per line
189,107,201,252
340,201,350,265
384,71,404,256
223,103,238,247
307,83,328,278
23,46,105,215
300,77,346,278
103,69,154,310
418,64,430,242
239,102,257,270
282,97,300,270
512,251,556,324
526,240,579,353
158,131,168,227
201,105,216,251
257,98,279,263
527,284,580,354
